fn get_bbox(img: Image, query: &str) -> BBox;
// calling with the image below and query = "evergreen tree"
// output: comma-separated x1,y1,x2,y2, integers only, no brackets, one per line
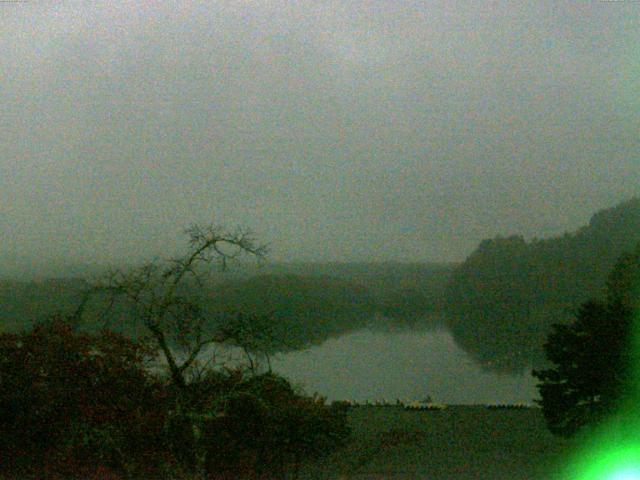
533,246,640,437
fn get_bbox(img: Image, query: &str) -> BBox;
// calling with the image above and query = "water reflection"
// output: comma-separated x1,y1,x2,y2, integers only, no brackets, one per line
270,328,538,405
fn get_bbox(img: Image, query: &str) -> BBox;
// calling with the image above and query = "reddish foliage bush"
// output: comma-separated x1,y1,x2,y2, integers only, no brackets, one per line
0,318,350,479
0,316,168,479
202,372,351,479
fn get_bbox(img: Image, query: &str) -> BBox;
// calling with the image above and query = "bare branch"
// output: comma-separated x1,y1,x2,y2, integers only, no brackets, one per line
73,223,267,392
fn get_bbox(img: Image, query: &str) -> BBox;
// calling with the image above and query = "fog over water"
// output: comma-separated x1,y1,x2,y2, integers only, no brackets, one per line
272,328,537,405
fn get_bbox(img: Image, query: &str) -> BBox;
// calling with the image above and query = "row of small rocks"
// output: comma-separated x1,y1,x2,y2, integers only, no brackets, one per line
333,399,446,410
484,403,531,410
333,400,533,410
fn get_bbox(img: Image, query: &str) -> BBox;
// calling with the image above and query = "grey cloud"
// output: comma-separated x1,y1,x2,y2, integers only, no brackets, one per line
1,1,638,265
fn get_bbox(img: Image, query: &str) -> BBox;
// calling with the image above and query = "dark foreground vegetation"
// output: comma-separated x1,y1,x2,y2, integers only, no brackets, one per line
0,317,350,479
533,244,640,438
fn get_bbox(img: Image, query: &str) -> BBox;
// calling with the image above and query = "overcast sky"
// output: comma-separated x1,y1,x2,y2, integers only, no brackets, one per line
1,1,639,266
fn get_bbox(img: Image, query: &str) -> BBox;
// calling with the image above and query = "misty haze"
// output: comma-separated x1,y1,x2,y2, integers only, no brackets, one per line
1,2,639,479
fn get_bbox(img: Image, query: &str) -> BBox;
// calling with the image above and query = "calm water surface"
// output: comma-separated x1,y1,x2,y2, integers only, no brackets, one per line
270,328,538,405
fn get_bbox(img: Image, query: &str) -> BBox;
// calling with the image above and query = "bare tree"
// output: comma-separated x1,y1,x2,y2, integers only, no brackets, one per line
74,224,268,390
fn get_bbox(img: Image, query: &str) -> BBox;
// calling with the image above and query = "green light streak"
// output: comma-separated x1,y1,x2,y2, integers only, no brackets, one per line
561,308,640,480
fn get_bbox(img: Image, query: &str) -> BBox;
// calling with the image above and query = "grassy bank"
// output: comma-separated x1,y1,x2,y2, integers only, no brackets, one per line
300,405,574,480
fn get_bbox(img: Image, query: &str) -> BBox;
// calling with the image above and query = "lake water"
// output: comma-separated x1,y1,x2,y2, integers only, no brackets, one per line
270,328,539,405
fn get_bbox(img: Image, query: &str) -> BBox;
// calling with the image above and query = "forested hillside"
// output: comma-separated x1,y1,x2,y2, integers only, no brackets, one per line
0,279,85,332
252,262,453,323
206,274,377,350
444,197,640,373
0,264,453,348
